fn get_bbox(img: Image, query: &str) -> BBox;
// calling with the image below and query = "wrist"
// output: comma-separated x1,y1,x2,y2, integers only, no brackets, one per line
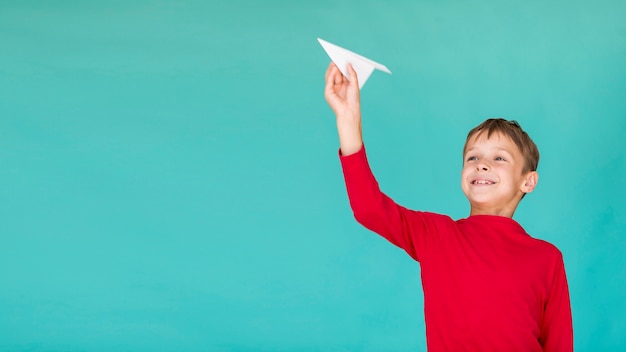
336,113,361,129
340,141,363,156
338,128,363,156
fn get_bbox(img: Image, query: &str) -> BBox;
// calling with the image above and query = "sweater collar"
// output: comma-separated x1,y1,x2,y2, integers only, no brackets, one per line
459,215,529,236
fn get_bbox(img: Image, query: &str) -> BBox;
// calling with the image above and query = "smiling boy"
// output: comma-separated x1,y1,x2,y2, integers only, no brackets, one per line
462,122,539,217
324,63,573,351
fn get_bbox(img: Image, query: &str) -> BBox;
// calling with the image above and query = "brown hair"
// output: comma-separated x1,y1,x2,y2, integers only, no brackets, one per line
463,118,540,173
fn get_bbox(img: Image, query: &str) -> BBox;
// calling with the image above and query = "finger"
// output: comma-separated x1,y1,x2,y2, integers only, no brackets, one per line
325,65,338,96
325,77,341,110
334,66,344,86
325,62,334,83
346,63,359,90
325,69,335,95
327,63,339,85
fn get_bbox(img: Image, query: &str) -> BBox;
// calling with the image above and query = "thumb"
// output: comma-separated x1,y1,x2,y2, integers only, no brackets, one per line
347,63,360,90
346,63,361,104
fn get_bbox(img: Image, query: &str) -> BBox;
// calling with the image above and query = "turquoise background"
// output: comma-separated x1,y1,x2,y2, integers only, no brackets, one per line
1,0,624,351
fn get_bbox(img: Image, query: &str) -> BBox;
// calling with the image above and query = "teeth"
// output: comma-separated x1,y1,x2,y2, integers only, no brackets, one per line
474,180,494,185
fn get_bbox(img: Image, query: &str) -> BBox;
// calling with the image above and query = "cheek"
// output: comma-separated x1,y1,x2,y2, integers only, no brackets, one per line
460,169,472,189
495,168,520,187
461,167,471,179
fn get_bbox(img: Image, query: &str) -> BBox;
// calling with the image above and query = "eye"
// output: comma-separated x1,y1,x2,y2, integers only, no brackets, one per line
495,156,506,161
466,156,477,162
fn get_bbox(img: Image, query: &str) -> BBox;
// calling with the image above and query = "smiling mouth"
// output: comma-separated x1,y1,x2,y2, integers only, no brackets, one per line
472,179,495,185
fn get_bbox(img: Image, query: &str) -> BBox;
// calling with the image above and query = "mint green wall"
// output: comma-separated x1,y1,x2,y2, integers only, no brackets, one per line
1,1,624,350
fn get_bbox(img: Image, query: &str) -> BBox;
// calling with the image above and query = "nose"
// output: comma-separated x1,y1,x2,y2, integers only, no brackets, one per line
476,162,489,171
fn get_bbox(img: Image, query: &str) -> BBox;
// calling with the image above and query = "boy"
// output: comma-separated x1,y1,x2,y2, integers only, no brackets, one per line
324,63,573,351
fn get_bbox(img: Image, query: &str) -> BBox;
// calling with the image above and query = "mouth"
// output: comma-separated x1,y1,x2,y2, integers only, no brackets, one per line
471,179,496,185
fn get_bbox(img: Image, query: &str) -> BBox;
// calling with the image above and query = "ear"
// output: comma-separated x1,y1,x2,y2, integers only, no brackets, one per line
521,171,538,194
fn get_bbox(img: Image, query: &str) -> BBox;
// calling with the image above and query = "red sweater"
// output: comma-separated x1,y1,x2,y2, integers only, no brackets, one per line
340,147,573,351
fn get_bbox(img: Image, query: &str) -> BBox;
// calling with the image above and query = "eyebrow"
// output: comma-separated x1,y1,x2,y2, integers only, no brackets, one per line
495,148,514,156
464,147,514,156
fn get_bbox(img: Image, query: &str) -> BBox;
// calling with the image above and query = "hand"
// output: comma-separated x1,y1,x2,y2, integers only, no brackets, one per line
324,62,363,155
324,62,361,122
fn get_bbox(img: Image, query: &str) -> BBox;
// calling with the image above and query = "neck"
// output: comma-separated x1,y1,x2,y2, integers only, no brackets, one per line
469,206,516,218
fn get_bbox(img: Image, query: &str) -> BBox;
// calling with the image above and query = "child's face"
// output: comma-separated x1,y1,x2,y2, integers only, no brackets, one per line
461,132,537,216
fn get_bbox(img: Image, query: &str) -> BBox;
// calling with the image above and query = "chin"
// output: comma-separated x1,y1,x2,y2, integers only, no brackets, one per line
468,196,497,207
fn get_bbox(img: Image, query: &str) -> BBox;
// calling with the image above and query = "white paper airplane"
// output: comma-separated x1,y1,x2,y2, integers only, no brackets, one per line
318,38,391,89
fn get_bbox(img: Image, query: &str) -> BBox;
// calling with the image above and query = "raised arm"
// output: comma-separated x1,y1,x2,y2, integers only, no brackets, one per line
324,62,447,261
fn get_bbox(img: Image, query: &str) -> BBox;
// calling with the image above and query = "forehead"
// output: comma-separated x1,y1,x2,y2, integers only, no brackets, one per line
464,131,520,154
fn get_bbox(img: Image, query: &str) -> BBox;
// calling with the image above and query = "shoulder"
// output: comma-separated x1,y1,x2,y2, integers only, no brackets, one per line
528,236,564,260
418,211,459,229
523,236,567,284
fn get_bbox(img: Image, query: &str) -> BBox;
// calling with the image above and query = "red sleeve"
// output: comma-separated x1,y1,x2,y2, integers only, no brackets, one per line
540,251,574,351
339,146,451,262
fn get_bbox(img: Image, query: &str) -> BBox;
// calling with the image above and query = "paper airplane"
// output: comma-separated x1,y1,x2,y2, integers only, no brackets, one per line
318,38,391,89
